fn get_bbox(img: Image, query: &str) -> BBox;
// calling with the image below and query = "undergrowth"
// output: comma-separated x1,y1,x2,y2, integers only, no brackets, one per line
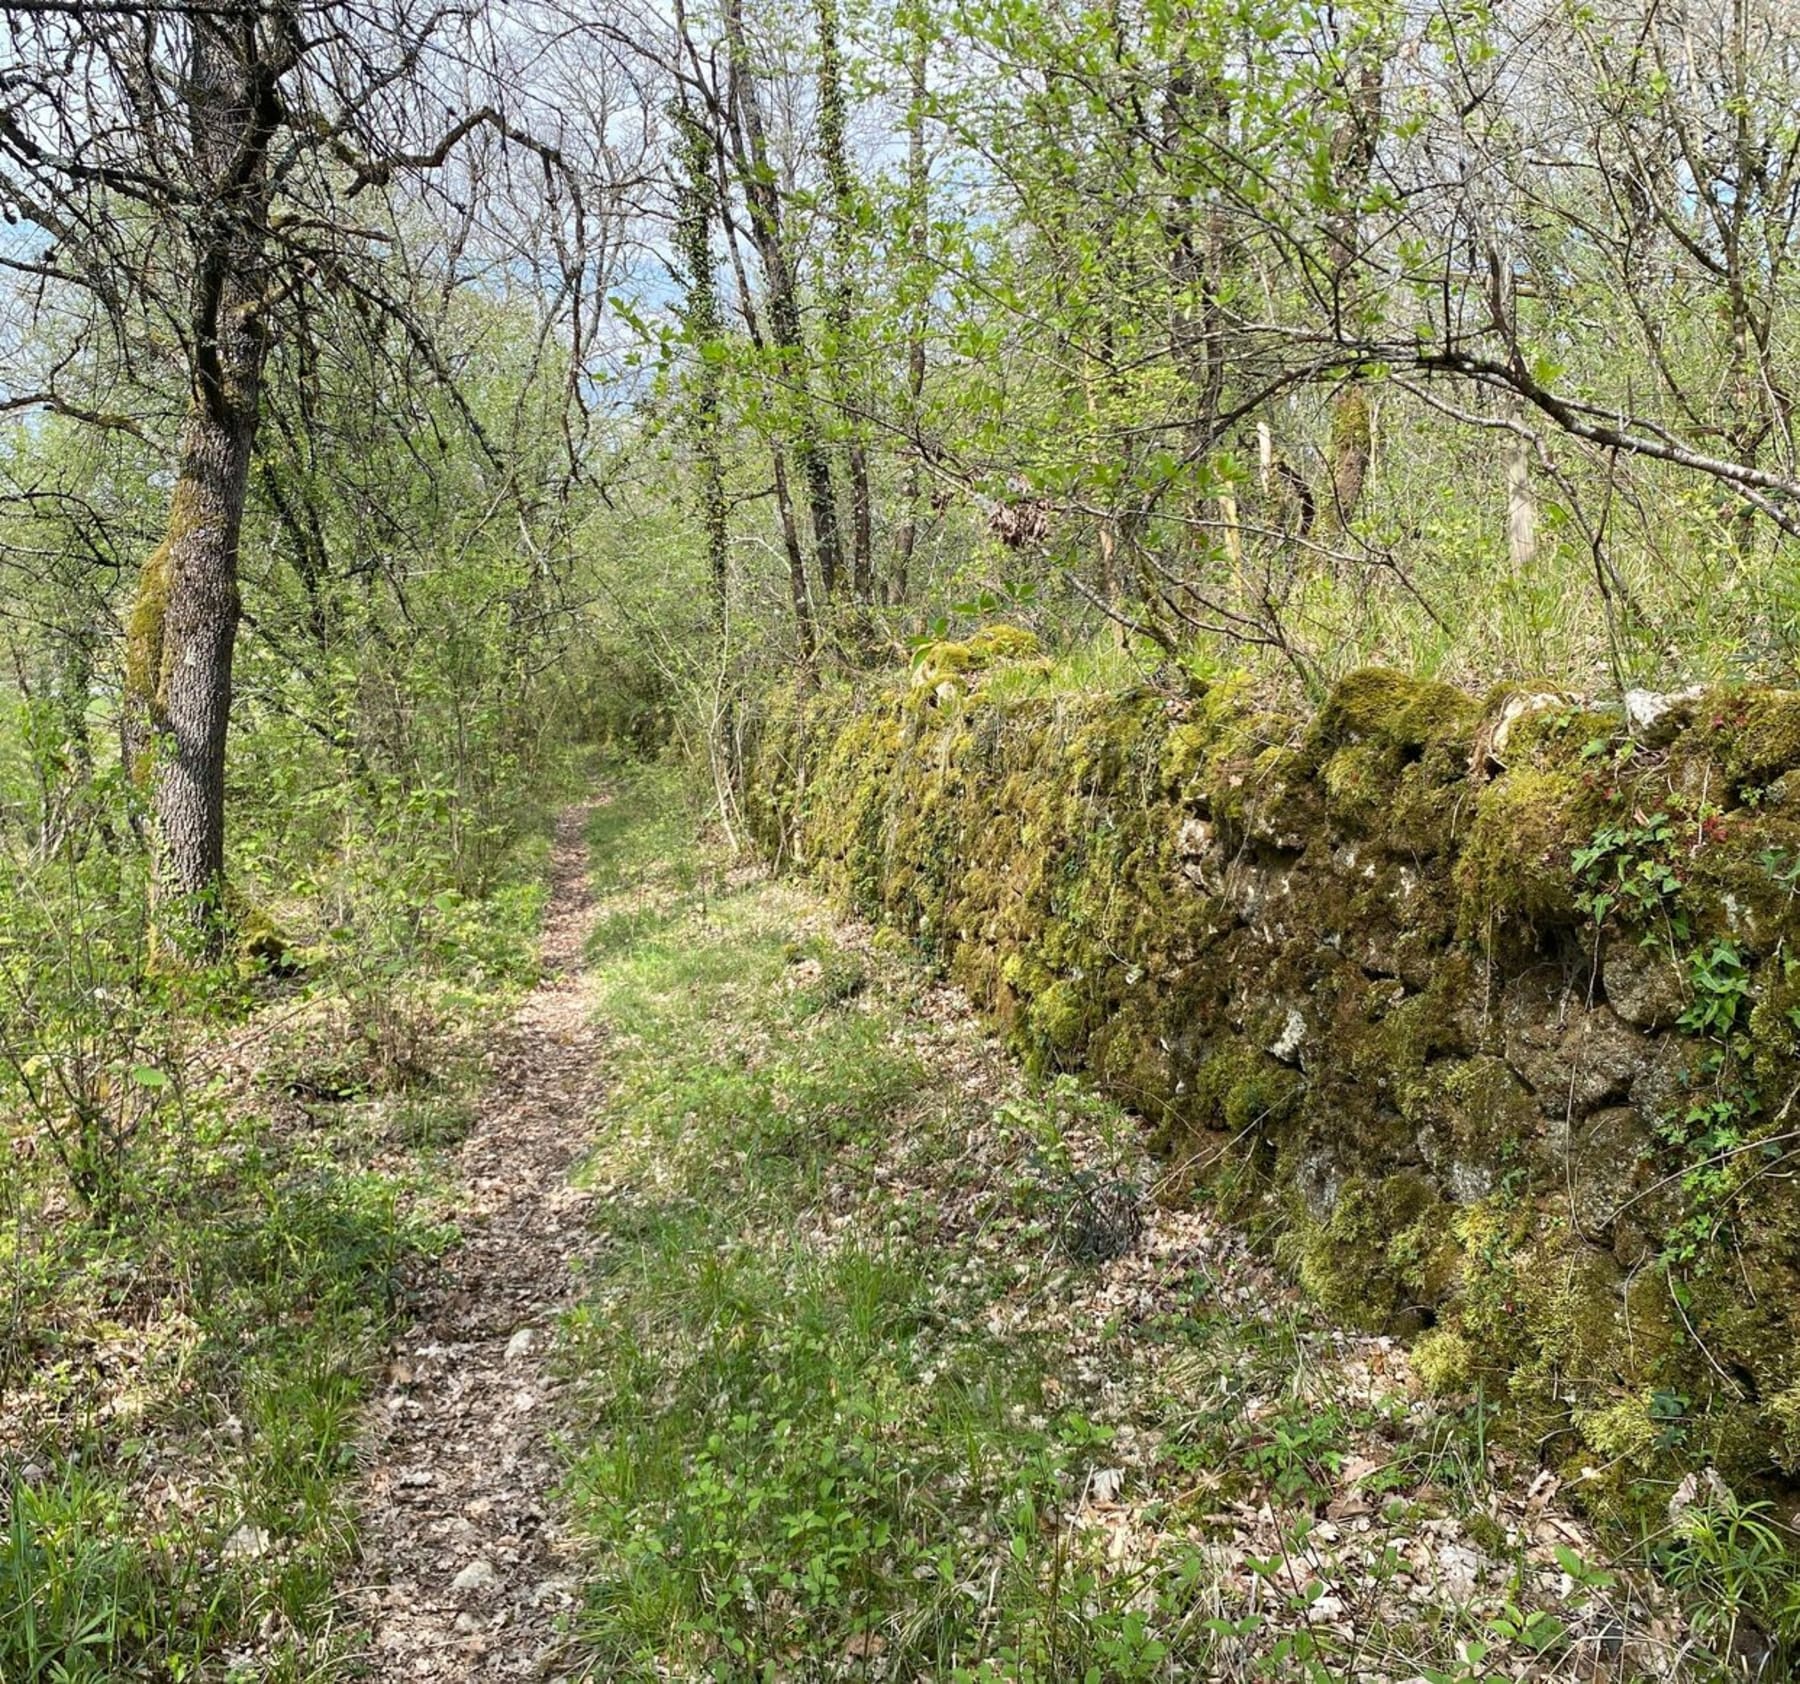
558,774,1712,1683
0,778,566,1680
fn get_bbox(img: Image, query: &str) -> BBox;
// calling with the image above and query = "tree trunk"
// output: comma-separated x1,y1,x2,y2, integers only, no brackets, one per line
1505,429,1537,576
815,0,874,602
702,72,819,665
891,15,930,605
1161,52,1229,459
123,14,279,953
723,0,844,603
129,336,261,950
1326,385,1371,531
773,449,816,660
1319,39,1383,534
672,100,731,632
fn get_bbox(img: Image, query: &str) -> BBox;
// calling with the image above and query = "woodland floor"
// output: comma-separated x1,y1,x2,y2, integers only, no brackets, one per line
333,772,1717,1684
9,778,1711,1679
0,811,1766,1684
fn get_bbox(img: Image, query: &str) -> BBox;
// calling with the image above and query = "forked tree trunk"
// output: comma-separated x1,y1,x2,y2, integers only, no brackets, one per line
723,0,844,604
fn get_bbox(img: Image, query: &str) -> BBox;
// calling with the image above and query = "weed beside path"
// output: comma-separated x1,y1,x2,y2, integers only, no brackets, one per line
559,777,1696,1683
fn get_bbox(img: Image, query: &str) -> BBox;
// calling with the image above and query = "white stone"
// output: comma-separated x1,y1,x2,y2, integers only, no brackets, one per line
1268,1006,1307,1065
452,1557,499,1595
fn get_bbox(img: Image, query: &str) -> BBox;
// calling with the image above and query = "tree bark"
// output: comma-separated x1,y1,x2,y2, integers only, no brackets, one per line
1504,427,1537,576
701,70,820,664
672,101,732,631
891,12,930,606
723,0,844,603
123,12,283,953
815,0,874,602
1320,41,1383,533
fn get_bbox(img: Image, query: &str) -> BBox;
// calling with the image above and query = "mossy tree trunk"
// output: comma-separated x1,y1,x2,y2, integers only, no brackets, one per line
889,9,930,607
1320,38,1384,534
815,0,874,602
124,12,284,955
672,100,731,631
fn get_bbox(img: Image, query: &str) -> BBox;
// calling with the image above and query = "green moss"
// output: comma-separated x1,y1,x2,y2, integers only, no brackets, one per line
1386,749,1477,858
1441,1203,1636,1463
1698,688,1800,789
1027,978,1089,1061
1186,1040,1302,1136
1313,667,1479,754
1329,385,1372,465
1687,812,1800,944
1400,1054,1536,1166
233,904,293,977
1297,1171,1452,1333
1412,1327,1474,1395
1191,694,1306,831
1320,741,1401,833
1454,767,1596,935
1575,1392,1661,1466
124,539,174,766
1162,721,1218,790
1766,1384,1800,1473
908,624,1042,700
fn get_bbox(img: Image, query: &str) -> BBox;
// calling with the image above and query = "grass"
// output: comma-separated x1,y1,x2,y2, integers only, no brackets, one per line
1,1113,455,1681
558,774,1707,1683
0,812,555,1681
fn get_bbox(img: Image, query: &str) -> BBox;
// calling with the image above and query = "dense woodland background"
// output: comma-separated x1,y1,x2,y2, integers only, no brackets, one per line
5,0,1800,1676
8,0,1800,936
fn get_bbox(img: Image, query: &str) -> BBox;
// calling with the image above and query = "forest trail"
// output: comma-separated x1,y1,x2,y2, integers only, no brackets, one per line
533,777,1695,1682
344,802,607,1681
326,779,1697,1682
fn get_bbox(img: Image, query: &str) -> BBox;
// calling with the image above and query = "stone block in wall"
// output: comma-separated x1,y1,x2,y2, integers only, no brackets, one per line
1628,1035,1704,1129
1404,1053,1539,1202
1548,1105,1657,1242
1505,998,1645,1117
1601,937,1688,1030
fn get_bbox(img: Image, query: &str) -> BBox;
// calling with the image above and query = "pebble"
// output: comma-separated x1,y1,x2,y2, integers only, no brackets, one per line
451,1557,498,1595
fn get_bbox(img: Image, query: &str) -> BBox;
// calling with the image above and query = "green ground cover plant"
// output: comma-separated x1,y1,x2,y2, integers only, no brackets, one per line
558,774,1713,1683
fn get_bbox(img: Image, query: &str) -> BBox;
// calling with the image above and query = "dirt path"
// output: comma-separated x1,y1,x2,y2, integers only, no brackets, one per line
346,805,605,1681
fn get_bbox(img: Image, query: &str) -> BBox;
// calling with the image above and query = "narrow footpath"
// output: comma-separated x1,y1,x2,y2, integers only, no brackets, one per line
346,783,1698,1683
347,804,606,1681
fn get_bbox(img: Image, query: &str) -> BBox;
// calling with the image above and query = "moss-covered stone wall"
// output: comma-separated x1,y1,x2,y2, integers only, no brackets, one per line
748,635,1800,1525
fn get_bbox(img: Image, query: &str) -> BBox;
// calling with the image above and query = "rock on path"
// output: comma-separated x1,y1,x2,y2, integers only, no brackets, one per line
346,805,606,1680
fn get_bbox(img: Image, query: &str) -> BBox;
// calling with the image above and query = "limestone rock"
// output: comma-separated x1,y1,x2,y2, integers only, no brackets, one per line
1505,1002,1644,1117
1602,939,1687,1032
1629,1036,1703,1129
1623,684,1705,745
1553,1106,1655,1238
452,1557,499,1596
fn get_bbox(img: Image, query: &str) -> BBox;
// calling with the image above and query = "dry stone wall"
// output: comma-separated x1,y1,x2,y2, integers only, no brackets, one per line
748,635,1800,1526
